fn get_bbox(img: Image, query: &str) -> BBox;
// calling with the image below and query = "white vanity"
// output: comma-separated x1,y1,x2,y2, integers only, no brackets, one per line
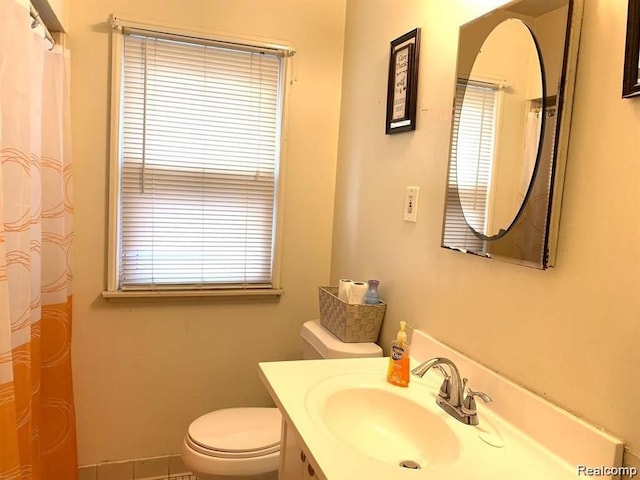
258,329,623,480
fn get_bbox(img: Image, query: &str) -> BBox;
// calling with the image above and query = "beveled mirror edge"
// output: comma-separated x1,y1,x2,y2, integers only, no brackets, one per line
546,0,584,267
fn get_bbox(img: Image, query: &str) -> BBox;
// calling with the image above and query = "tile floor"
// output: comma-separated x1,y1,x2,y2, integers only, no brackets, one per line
78,454,197,480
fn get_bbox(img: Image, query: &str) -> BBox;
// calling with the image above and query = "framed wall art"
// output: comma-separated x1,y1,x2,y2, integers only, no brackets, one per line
623,0,640,98
386,28,421,134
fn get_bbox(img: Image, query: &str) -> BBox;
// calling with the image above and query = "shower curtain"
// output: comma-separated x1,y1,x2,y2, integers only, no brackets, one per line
0,0,78,478
520,110,542,197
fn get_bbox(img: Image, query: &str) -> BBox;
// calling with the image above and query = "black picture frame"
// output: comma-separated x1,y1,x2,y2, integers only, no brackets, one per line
386,28,420,134
623,0,640,98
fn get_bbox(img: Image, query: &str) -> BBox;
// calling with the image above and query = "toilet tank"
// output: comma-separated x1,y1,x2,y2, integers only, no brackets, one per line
300,319,383,359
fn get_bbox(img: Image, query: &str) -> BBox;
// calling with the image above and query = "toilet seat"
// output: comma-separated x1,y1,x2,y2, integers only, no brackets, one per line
186,407,281,459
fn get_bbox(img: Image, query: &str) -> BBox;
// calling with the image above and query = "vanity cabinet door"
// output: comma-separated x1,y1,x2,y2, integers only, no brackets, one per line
278,420,304,480
278,419,320,480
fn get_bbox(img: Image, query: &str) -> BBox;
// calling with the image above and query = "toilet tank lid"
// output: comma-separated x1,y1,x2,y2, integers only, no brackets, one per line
301,320,382,358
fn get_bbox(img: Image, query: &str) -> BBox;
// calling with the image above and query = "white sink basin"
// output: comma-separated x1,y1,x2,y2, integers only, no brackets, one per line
317,385,460,468
303,372,493,474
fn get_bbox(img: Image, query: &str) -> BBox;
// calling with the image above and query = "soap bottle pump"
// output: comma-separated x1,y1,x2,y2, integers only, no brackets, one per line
386,321,410,387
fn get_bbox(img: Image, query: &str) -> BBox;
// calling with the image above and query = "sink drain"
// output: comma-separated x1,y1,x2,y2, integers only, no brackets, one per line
399,460,421,469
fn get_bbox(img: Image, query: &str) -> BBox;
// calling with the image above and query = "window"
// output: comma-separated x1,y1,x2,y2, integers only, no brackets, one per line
443,80,498,253
106,19,294,297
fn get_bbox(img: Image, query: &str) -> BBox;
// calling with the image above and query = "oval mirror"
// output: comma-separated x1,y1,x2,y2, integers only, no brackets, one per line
456,18,544,238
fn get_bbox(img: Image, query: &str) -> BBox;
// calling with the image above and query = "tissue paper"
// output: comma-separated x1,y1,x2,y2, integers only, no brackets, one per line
338,279,353,302
348,281,368,304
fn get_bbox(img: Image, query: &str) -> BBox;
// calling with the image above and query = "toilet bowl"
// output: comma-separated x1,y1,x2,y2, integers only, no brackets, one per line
181,407,281,480
181,319,382,479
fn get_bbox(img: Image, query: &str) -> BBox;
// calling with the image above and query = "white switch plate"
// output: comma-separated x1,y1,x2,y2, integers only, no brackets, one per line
403,186,419,222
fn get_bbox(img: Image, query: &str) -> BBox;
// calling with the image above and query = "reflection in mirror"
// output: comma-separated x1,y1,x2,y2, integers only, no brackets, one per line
442,0,584,269
455,18,544,239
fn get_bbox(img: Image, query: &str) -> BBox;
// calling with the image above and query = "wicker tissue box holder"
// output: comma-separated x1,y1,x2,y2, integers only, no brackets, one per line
318,286,386,343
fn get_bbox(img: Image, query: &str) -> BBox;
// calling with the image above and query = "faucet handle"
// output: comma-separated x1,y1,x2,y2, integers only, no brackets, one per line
432,364,450,379
462,387,492,415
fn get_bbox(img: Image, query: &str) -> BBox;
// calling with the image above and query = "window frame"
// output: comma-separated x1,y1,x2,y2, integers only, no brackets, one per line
104,16,294,300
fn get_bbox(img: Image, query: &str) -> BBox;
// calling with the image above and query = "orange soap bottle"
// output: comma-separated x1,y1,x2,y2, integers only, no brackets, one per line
386,321,410,387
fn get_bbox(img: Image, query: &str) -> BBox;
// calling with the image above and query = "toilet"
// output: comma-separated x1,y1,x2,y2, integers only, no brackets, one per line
181,319,383,480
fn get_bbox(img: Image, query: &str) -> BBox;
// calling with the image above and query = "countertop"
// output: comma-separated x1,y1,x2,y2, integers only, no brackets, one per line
258,354,606,480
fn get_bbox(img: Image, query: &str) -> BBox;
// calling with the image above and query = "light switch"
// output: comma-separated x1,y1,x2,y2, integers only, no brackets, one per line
403,186,419,222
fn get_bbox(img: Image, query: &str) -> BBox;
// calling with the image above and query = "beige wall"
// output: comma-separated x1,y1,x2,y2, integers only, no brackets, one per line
69,0,346,465
332,0,640,460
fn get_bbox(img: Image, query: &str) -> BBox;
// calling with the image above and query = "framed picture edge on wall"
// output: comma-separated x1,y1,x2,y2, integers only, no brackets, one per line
622,0,640,98
386,28,421,134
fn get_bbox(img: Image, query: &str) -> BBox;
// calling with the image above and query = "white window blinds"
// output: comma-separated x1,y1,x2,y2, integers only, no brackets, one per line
443,80,497,252
117,32,283,290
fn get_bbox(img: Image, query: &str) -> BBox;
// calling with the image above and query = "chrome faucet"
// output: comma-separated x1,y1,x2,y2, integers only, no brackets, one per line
411,357,492,426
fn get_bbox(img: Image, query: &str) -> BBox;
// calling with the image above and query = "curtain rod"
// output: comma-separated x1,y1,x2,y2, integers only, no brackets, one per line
112,16,296,58
29,3,55,48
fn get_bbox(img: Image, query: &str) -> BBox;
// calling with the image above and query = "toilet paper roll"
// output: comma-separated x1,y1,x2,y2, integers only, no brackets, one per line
348,281,368,304
338,279,353,302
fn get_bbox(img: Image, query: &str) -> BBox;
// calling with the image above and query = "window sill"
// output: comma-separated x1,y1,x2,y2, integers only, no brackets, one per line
101,288,284,302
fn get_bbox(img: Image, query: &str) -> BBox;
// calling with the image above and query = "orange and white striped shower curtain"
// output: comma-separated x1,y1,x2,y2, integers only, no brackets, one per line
0,0,78,478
